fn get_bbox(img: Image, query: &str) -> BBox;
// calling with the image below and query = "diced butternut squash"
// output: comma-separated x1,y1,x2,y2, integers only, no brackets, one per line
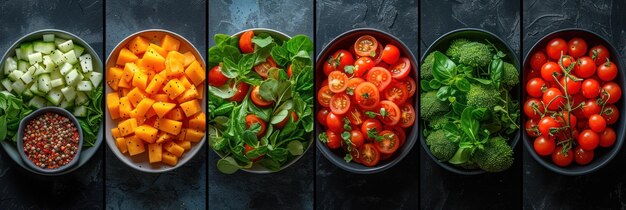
117,48,139,65
127,87,147,107
178,76,192,88
152,94,171,103
195,84,204,100
107,67,124,90
146,108,157,118
107,92,121,120
166,54,185,77
176,129,187,141
152,102,176,118
162,152,178,166
125,135,145,156
164,141,185,157
155,118,182,135
118,118,137,136
115,138,128,154
162,79,185,99
175,140,191,150
156,132,173,144
188,113,206,131
131,70,148,90
180,99,201,117
148,43,168,58
122,63,140,82
185,129,205,143
161,34,180,51
182,51,195,67
140,47,166,71
135,125,159,143
111,128,122,138
176,86,198,103
118,77,131,89
184,60,206,86
145,74,166,94
131,97,155,118
164,107,185,121
127,36,151,54
148,143,162,163
118,97,133,119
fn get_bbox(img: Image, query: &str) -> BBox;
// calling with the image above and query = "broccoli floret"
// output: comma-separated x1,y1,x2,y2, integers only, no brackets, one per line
446,39,470,58
428,115,449,129
472,136,513,172
420,51,440,80
466,83,500,108
426,130,458,161
501,62,520,90
448,41,493,68
420,91,450,121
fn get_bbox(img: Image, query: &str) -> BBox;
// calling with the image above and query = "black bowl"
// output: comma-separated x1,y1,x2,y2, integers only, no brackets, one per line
419,28,521,175
522,28,625,175
315,28,419,174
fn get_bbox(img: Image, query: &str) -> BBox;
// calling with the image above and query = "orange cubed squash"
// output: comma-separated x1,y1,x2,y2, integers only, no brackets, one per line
145,74,166,94
140,48,166,71
115,138,128,154
132,70,148,90
122,63,140,82
116,48,139,65
162,79,186,99
152,102,176,118
135,125,159,144
148,143,162,163
118,118,138,136
165,107,185,121
162,152,178,166
185,129,205,143
195,84,204,100
111,128,122,138
146,107,157,118
184,61,206,86
107,67,124,90
164,141,185,157
118,77,131,89
118,97,133,119
155,118,182,135
180,99,201,117
131,97,155,118
152,93,171,102
176,86,198,103
148,43,168,57
125,135,145,156
175,140,191,150
161,34,180,51
182,51,195,67
128,36,151,55
127,87,147,107
176,129,187,141
188,113,206,131
166,55,185,77
156,132,173,144
107,92,120,120
178,76,192,88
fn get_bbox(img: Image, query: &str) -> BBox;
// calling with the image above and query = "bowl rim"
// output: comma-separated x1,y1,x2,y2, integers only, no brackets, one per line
17,107,84,174
0,28,104,176
419,27,522,175
314,27,419,174
104,29,207,173
209,27,315,174
521,28,625,175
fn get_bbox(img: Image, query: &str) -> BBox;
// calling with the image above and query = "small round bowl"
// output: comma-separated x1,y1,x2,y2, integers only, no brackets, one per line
210,28,314,174
0,29,103,176
105,29,206,173
315,28,419,174
522,28,625,175
17,107,83,175
419,28,521,175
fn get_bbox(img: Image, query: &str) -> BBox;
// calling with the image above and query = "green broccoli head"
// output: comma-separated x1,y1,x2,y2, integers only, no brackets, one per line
426,130,458,161
428,115,449,129
420,51,440,80
501,62,520,90
445,39,470,58
420,91,450,121
472,136,514,172
448,41,493,68
466,83,500,108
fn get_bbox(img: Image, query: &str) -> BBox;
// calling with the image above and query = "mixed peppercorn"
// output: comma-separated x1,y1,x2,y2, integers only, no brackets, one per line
22,113,80,169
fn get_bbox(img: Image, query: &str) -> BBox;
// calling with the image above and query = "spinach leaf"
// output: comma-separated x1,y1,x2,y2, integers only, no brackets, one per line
432,52,457,82
490,59,504,89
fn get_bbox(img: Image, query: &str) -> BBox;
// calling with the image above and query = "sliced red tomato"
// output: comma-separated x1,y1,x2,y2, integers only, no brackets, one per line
389,57,411,79
239,30,255,53
330,92,351,115
377,100,401,126
347,107,365,125
381,44,400,64
354,35,378,57
251,86,273,107
229,82,249,103
287,64,293,78
375,130,400,155
399,103,416,128
253,57,277,78
208,65,229,87
384,80,409,105
385,126,406,147
354,82,380,109
317,85,334,107
346,77,365,96
328,71,349,93
401,77,416,97
245,114,267,137
276,112,298,129
362,119,383,142
326,112,344,133
244,144,264,162
353,57,375,77
366,67,392,91
359,143,380,166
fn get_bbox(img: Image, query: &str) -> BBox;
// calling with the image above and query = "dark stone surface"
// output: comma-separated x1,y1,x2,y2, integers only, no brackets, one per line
0,0,104,209
522,1,626,209
208,0,314,209
419,0,522,209
105,0,207,209
315,0,419,209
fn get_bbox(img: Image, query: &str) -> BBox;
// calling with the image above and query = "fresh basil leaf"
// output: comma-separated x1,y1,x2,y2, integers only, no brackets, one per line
432,51,457,82
490,59,504,89
460,107,479,140
429,79,442,89
271,109,289,124
285,35,313,56
217,157,240,174
252,36,274,48
208,84,236,99
421,80,433,92
258,159,281,171
455,78,470,92
436,86,450,101
0,116,7,140
287,140,304,155
270,46,290,67
214,34,232,47
245,145,268,159
467,77,492,85
268,147,289,163
221,58,239,78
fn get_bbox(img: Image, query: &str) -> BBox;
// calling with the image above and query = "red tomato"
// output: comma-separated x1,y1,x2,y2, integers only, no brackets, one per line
589,45,610,66
354,35,378,57
601,104,619,125
567,37,588,58
541,62,562,82
546,38,568,60
354,82,381,109
582,99,601,118
366,67,392,91
526,118,541,137
326,131,341,149
552,146,573,167
530,51,548,71
381,44,400,64
245,114,267,137
523,98,544,119
276,112,298,129
599,127,616,147
526,77,546,98
347,77,365,92
542,88,566,111
253,57,277,78
208,66,229,87
399,103,416,128
581,78,600,99
326,112,344,133
597,61,618,81
384,81,409,105
349,130,365,149
557,111,577,128
359,143,380,166
377,100,401,126
317,108,330,127
346,107,365,125
401,77,417,97
330,93,351,115
229,82,249,103
574,57,596,78
560,56,575,70
353,57,375,77
573,146,594,165
559,75,581,95
588,114,606,133
601,82,622,104
317,85,334,107
534,136,555,156
538,116,560,138
287,64,293,78
239,30,255,53
385,126,406,147
389,57,411,79
578,129,600,150
250,86,273,107
361,119,383,142
328,71,349,93
375,130,400,155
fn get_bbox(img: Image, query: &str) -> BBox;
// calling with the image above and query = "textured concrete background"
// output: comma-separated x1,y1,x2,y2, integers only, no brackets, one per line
0,0,104,209
522,1,626,209
105,0,207,209
316,0,419,209
208,0,315,209
419,0,522,209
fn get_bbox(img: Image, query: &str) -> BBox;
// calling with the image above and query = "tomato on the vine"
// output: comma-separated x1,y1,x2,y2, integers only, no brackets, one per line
578,129,600,150
581,78,600,99
589,45,610,66
552,146,573,167
530,51,547,71
597,61,618,81
601,104,619,125
541,62,562,82
568,37,588,58
534,136,555,156
573,146,594,165
599,128,617,147
523,98,544,119
526,77,546,98
542,88,566,111
546,38,568,60
601,82,622,104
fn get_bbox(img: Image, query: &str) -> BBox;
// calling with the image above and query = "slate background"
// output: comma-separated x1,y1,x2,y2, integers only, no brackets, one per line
207,0,315,209
419,0,522,209
315,0,420,209
0,0,104,209
105,0,207,209
522,0,626,209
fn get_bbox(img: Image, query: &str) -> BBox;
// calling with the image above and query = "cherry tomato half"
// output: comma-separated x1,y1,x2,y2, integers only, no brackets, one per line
389,57,411,79
208,66,229,87
354,35,379,57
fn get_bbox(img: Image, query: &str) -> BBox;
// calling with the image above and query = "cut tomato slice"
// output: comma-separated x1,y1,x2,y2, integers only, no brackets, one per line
384,80,409,105
317,85,334,107
354,35,378,57
239,30,255,54
377,100,401,126
347,107,365,125
401,77,416,97
328,71,349,93
399,103,415,128
359,143,380,166
389,57,411,79
330,92,351,115
366,67,392,91
253,57,278,78
354,82,380,110
251,86,273,107
375,130,400,155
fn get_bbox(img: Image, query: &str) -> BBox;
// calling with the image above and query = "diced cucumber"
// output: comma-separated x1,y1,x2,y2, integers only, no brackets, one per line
27,52,43,65
50,78,64,88
15,48,23,61
75,91,89,106
43,34,55,42
76,80,93,92
74,45,85,56
61,86,77,102
49,49,65,65
59,99,73,109
30,81,44,96
59,62,73,75
86,71,102,87
78,54,93,73
28,96,46,109
63,50,78,65
4,57,17,75
20,70,34,84
1,79,13,92
42,55,54,67
33,41,55,54
37,74,51,93
57,40,74,53
8,70,23,81
11,80,26,94
46,88,64,106
20,42,34,59
34,65,47,76
65,69,80,86
73,105,87,117
17,60,29,72
54,38,67,46
50,70,62,80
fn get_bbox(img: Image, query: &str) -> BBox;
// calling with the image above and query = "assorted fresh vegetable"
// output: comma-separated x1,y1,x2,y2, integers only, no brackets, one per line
525,37,620,167
107,34,206,166
317,35,416,167
1,34,102,147
208,30,314,174
421,38,520,172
